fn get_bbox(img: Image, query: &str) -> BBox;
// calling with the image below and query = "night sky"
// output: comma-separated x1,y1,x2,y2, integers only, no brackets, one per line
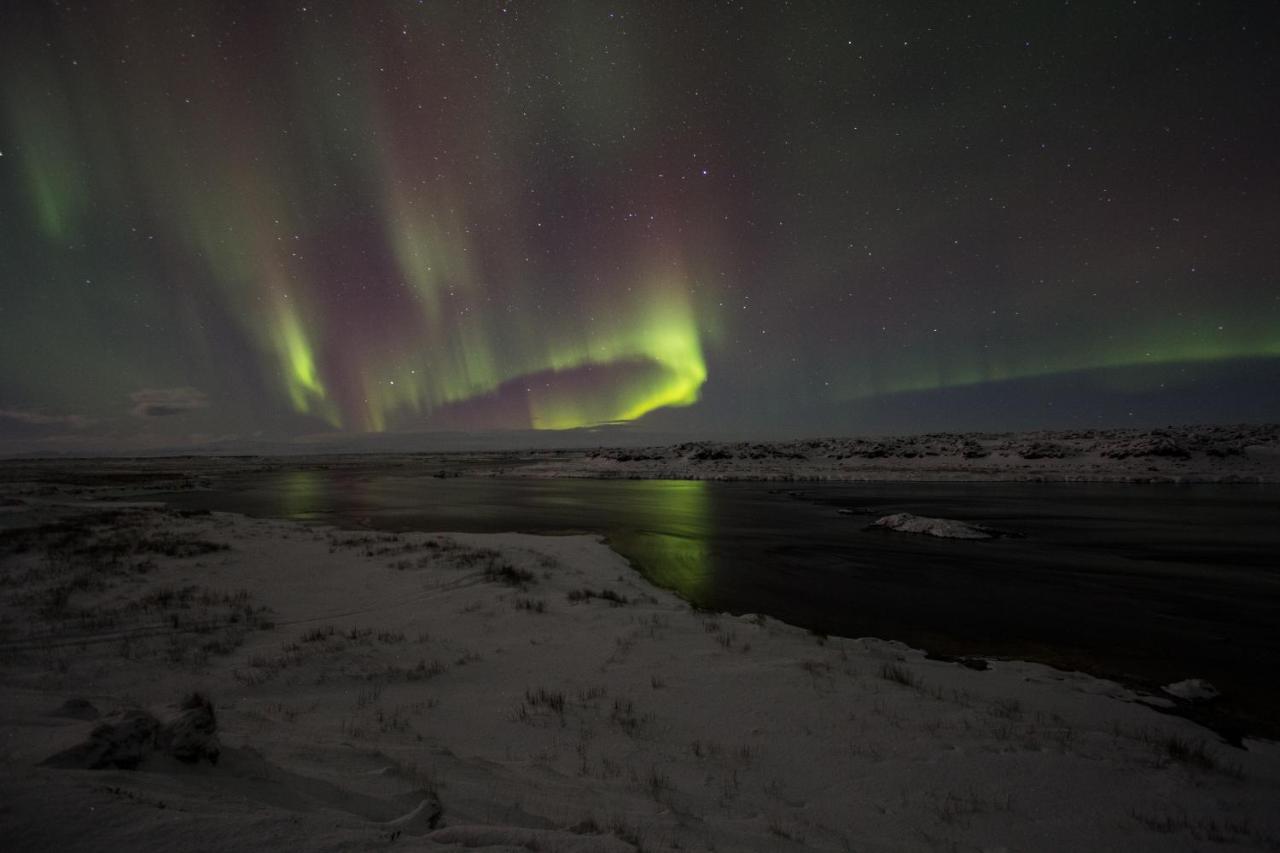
2,1,1277,453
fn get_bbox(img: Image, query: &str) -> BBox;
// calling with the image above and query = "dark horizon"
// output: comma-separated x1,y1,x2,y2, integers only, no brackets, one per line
3,415,1276,461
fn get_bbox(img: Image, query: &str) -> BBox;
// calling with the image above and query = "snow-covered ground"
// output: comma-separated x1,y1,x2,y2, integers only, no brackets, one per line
2,500,1278,851
505,423,1280,482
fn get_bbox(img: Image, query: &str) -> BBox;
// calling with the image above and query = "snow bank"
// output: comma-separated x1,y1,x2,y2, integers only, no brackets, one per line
872,512,994,539
1164,678,1221,702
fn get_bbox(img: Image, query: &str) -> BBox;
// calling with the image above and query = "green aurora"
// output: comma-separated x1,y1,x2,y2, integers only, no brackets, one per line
1,2,1277,448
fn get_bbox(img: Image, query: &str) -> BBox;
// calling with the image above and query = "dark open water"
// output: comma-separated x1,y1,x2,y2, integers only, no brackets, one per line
161,473,1280,737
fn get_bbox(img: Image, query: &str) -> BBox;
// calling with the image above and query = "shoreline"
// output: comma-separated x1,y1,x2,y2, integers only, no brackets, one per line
2,423,1279,487
3,424,1278,485
13,478,1280,743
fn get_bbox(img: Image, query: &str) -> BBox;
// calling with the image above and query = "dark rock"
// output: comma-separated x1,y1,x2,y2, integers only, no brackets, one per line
1017,441,1075,460
1206,445,1243,458
41,692,219,769
52,698,100,720
156,692,220,764
42,709,160,770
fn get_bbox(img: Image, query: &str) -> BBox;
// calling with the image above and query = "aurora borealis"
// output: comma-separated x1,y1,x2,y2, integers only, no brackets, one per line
1,2,1277,451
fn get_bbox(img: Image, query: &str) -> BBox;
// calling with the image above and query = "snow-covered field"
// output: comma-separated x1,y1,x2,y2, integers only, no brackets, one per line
507,423,1280,482
2,499,1278,851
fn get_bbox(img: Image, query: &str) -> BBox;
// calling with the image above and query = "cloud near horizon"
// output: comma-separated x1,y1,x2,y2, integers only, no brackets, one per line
0,407,91,429
129,387,210,418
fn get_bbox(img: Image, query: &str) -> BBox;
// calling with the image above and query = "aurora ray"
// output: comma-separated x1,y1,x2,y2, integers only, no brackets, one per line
0,1,1276,450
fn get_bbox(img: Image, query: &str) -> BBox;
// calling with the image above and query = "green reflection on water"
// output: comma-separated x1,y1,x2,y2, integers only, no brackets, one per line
280,469,324,518
610,480,714,605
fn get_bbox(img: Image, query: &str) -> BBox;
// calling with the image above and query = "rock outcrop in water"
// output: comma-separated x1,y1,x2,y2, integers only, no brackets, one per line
871,513,995,539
